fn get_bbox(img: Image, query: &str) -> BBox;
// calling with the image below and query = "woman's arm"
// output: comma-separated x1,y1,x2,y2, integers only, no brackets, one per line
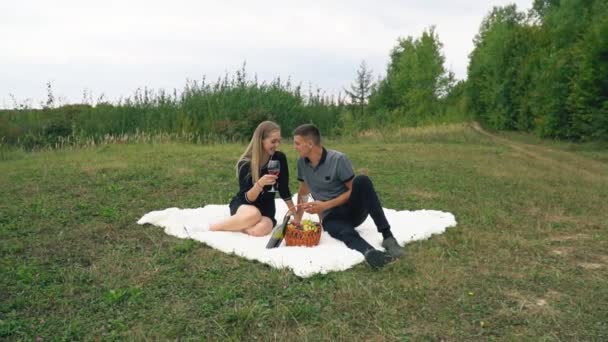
277,152,292,201
237,160,264,203
284,199,296,214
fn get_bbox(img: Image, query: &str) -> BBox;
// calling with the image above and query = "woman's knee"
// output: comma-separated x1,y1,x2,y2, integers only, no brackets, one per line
247,226,270,237
246,218,272,236
237,206,262,224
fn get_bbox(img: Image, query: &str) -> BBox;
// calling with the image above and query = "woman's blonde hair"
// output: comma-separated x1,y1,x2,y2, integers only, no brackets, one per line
236,121,281,183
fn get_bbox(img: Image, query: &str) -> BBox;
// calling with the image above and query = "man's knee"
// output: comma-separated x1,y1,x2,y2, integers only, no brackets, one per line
323,221,349,236
353,174,373,189
324,223,356,241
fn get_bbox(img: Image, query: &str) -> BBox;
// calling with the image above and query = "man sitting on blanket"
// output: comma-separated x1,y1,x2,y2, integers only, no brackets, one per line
291,124,405,269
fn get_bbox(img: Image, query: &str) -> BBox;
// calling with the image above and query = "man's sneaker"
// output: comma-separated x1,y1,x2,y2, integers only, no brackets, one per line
364,249,392,269
382,237,405,258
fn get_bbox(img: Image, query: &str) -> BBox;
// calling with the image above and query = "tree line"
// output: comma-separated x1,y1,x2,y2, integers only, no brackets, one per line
466,0,607,140
350,0,606,141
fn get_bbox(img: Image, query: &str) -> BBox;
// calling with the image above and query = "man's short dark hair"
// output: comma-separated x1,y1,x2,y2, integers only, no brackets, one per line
293,124,321,145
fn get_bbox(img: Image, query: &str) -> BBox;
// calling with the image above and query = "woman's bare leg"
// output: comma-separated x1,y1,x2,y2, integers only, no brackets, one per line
210,205,261,232
244,216,273,236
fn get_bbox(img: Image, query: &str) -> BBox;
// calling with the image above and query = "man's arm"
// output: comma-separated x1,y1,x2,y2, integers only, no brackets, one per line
304,178,353,215
292,181,310,223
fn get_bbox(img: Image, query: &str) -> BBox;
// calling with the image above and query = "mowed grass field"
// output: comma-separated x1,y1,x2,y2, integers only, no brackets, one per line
1,124,607,340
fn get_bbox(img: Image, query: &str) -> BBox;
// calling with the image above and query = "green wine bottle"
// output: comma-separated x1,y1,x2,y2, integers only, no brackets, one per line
266,213,291,248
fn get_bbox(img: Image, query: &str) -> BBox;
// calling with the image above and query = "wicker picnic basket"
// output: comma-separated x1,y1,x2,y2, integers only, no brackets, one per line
284,220,322,247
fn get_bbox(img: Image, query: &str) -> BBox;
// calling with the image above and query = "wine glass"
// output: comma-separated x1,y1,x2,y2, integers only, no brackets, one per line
267,159,280,192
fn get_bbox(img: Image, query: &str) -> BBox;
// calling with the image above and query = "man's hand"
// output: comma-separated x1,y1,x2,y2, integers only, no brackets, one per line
302,201,327,215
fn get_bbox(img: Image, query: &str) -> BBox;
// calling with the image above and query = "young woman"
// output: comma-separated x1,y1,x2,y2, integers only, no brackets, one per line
210,121,295,236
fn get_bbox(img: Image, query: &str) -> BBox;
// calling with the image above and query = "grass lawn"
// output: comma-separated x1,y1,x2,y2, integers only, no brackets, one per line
1,124,607,340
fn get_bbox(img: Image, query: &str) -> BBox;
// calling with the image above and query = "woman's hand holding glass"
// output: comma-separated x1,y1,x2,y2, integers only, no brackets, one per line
266,160,281,192
256,174,278,191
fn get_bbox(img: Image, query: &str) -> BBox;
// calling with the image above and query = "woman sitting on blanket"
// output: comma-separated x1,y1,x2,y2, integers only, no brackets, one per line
210,121,295,236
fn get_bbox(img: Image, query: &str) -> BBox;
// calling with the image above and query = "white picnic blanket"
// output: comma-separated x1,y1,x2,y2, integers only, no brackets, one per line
137,198,457,277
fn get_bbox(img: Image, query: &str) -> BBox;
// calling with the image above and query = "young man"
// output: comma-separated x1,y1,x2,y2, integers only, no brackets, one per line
292,124,404,269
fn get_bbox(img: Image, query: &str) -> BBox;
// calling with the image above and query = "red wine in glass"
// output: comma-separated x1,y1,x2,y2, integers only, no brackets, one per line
267,159,280,192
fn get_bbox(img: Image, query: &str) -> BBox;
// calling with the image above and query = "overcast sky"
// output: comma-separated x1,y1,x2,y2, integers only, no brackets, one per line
1,0,534,108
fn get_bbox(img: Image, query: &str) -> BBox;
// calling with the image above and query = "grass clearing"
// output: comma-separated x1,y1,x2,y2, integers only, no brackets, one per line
1,124,607,340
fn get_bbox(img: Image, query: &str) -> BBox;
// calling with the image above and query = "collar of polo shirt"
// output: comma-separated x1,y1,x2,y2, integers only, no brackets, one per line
304,147,328,166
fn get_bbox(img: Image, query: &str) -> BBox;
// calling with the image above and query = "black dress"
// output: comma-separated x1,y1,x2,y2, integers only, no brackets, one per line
229,151,292,226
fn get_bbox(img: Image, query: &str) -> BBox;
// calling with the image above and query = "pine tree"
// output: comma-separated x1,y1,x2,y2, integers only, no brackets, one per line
344,60,374,116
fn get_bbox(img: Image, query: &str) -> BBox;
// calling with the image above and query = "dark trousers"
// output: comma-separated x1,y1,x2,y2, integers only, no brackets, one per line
322,175,391,254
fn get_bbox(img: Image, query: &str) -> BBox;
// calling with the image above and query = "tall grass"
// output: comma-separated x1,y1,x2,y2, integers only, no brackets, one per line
0,67,348,150
0,66,472,150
